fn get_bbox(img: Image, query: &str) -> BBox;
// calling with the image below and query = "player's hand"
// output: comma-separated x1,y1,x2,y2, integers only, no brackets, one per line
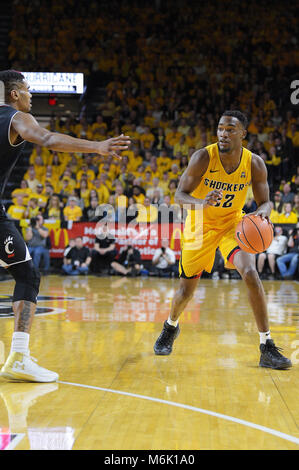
250,208,271,222
248,208,274,231
97,134,131,158
203,190,222,207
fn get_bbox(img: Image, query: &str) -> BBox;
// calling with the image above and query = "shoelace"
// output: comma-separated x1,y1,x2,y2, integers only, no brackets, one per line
23,353,38,363
267,343,284,358
158,326,176,344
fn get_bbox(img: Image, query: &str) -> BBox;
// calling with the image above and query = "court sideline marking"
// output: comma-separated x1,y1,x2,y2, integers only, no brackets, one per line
58,380,299,446
3,433,25,450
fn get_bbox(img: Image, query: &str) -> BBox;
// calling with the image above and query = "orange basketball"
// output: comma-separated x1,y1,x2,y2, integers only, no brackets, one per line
235,215,274,254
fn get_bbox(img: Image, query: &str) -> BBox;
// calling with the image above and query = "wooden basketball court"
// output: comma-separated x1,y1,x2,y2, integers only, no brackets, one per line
0,274,298,450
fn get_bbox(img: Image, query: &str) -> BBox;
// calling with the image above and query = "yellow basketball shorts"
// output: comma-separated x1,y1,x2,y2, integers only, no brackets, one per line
179,223,241,279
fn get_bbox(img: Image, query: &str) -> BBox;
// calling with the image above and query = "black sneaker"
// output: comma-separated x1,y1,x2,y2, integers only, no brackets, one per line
259,339,292,370
154,321,180,355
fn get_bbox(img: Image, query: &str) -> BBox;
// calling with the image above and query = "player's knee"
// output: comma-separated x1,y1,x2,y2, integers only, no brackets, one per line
240,266,259,285
8,261,41,303
177,284,194,301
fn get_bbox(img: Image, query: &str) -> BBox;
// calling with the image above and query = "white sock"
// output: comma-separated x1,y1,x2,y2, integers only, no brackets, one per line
167,316,178,328
259,330,271,345
10,332,30,355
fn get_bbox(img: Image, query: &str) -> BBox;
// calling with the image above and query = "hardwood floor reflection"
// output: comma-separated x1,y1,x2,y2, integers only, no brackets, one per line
0,275,298,450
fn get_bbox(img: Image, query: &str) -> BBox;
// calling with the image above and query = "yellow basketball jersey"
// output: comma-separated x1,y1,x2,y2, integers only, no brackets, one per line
185,143,252,234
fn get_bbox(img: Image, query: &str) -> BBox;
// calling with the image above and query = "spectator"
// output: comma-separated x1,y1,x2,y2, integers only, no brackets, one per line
49,152,65,179
42,165,58,191
11,179,31,205
76,163,96,184
45,194,64,221
136,196,158,223
276,224,299,280
290,175,299,194
24,197,40,219
281,183,295,204
269,201,280,224
278,202,298,224
29,183,48,210
68,188,85,211
59,178,75,202
114,183,128,208
159,171,170,194
44,183,55,201
152,239,178,277
79,179,90,207
83,196,101,222
63,196,83,222
91,223,117,274
63,238,76,259
24,166,41,192
178,118,190,136
25,214,51,274
272,191,283,213
132,185,145,205
92,177,110,204
146,177,164,201
139,126,155,152
33,155,46,182
154,128,166,153
111,243,142,276
7,195,26,220
158,194,182,223
257,226,288,280
142,170,153,192
292,194,299,218
168,164,181,181
151,189,163,205
166,180,178,204
173,135,189,158
62,236,91,275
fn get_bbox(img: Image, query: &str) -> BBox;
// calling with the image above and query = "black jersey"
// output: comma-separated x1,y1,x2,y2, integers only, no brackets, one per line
0,104,26,217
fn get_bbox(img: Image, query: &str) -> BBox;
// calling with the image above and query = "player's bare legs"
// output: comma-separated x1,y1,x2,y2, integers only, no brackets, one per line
154,277,199,355
233,250,269,332
169,277,200,321
233,249,291,369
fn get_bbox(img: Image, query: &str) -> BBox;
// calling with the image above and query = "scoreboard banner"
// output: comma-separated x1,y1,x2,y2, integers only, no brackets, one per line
22,72,84,94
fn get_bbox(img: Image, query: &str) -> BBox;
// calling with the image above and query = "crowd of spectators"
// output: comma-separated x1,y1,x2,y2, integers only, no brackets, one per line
5,0,299,279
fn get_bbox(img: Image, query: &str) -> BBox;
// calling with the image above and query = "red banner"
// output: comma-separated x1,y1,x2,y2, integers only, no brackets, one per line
49,222,183,259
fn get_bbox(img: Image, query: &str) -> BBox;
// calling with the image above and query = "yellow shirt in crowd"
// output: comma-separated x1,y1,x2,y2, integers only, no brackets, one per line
63,205,83,221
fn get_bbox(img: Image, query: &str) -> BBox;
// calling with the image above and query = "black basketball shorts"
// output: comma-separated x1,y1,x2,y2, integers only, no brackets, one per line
0,220,31,268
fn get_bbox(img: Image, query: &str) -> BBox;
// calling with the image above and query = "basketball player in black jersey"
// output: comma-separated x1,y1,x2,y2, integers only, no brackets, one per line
0,70,130,382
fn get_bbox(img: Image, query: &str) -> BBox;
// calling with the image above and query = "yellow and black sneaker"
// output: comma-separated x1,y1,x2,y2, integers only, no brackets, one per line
259,339,292,370
154,321,180,356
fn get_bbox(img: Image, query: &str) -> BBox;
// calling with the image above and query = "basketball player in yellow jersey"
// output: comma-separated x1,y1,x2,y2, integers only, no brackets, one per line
154,110,292,370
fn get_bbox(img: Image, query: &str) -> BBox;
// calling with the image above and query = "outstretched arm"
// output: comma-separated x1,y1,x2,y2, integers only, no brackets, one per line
11,112,130,158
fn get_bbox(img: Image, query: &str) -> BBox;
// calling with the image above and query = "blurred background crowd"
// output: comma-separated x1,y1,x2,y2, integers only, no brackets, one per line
3,0,299,279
